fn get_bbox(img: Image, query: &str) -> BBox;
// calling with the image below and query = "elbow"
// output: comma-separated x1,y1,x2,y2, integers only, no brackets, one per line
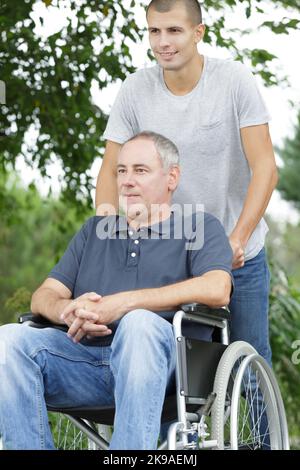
272,165,279,189
30,293,36,314
211,284,231,308
213,296,230,309
30,289,40,314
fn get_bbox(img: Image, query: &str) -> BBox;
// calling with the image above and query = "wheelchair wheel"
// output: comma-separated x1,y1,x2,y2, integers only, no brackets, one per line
49,413,110,450
211,341,289,450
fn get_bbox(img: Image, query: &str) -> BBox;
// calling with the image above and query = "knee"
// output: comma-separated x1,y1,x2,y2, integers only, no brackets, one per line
116,309,174,348
111,311,176,380
119,309,169,336
0,323,22,342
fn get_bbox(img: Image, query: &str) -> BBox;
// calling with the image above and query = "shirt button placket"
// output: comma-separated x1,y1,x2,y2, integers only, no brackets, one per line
127,230,140,266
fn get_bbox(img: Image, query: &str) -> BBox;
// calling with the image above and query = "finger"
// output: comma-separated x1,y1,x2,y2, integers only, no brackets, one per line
61,298,89,321
62,313,76,327
87,293,102,301
79,292,101,301
72,327,86,344
233,251,244,262
77,324,111,342
86,329,113,338
83,323,112,334
61,301,77,320
75,309,99,322
233,259,244,269
67,317,85,338
61,294,92,318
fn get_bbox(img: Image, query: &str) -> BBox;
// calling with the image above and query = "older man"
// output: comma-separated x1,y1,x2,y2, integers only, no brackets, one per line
0,132,232,450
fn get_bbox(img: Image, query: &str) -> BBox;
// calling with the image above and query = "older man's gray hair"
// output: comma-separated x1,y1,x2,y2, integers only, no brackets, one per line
125,131,180,171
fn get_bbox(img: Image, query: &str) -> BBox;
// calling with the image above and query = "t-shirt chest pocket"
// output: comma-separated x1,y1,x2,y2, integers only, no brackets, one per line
196,120,228,155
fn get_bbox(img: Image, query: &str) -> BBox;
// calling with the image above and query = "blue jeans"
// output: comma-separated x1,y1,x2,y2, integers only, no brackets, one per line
0,309,176,450
229,247,272,366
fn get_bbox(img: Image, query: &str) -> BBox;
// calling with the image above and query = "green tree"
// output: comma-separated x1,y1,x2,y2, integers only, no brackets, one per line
277,111,300,210
268,255,300,445
0,170,91,325
1,0,299,207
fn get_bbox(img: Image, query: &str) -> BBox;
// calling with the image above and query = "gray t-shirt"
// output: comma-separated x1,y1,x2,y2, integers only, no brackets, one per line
103,56,271,261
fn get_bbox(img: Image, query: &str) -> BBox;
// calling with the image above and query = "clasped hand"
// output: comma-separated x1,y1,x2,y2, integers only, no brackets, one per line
60,291,128,343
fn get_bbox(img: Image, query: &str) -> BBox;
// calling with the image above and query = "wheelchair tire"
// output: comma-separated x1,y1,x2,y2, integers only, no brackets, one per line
211,341,289,450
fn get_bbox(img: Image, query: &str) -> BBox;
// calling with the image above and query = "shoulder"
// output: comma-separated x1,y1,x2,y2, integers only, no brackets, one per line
80,216,99,236
178,210,225,240
206,57,253,83
123,65,160,88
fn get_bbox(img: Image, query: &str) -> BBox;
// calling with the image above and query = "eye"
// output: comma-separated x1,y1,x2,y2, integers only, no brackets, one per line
136,168,146,173
117,168,126,174
170,28,181,33
149,28,159,34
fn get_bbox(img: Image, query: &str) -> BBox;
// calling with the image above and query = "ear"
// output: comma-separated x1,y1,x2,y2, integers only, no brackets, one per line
194,23,205,44
168,166,180,192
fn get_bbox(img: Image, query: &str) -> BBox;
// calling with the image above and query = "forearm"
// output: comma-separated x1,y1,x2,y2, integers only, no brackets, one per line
95,141,121,214
95,167,118,214
231,162,278,245
31,288,71,324
126,273,231,313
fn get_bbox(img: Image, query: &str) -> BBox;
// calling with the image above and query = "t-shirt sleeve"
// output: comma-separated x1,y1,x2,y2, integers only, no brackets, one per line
188,213,234,287
48,218,94,293
103,76,138,144
233,63,271,129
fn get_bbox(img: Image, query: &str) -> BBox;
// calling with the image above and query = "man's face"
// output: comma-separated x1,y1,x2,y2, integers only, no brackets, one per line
147,4,202,71
117,138,177,219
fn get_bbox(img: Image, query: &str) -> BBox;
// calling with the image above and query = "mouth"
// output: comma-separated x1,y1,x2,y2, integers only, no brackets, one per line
158,51,178,59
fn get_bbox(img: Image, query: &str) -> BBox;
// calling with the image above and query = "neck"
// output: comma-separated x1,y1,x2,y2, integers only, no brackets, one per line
163,54,204,96
127,205,171,231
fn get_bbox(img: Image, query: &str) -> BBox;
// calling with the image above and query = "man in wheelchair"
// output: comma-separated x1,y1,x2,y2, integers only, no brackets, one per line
0,131,233,449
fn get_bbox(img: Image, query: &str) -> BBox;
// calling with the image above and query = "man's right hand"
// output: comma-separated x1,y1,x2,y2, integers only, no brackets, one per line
229,236,245,270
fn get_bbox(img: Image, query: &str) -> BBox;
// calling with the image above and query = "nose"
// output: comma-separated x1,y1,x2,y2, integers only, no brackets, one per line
159,32,171,49
122,172,136,188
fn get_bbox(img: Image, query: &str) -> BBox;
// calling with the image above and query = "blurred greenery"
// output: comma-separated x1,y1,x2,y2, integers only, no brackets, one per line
0,0,300,450
0,171,92,324
267,249,300,445
277,111,300,211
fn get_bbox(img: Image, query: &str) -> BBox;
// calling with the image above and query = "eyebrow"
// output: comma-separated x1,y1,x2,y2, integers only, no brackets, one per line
148,26,184,31
117,164,151,169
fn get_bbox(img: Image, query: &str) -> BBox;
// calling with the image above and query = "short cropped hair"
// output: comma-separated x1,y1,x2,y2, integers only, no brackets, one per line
125,131,180,171
146,0,202,25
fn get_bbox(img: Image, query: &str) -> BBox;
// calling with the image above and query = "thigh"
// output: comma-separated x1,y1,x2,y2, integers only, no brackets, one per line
24,325,115,409
229,248,272,362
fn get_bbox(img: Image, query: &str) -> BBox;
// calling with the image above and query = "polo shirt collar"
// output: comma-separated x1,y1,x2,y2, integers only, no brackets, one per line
109,213,175,237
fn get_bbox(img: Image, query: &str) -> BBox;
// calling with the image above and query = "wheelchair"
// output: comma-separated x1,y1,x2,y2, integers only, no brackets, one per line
18,303,289,450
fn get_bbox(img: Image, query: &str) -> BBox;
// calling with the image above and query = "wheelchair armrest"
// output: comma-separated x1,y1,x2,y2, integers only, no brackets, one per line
181,303,230,322
18,312,68,333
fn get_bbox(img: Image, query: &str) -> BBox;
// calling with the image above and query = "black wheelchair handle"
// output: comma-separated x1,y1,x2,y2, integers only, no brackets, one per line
181,303,230,321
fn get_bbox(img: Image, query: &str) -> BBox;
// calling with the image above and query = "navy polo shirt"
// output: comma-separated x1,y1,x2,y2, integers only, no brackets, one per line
49,211,233,345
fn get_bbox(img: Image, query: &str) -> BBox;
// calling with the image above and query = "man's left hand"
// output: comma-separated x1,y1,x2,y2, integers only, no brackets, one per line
65,292,132,343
